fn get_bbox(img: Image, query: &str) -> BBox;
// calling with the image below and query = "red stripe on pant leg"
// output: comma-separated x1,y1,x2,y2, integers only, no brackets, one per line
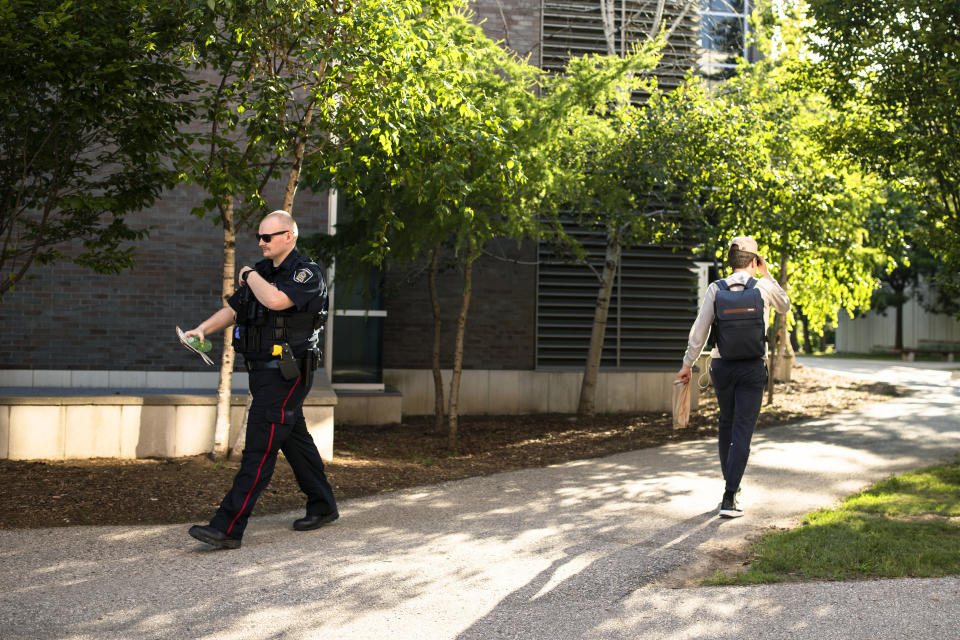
281,375,300,424
226,422,275,536
225,378,299,536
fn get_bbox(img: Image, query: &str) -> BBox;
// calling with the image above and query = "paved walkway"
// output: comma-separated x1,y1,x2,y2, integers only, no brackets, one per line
1,358,958,639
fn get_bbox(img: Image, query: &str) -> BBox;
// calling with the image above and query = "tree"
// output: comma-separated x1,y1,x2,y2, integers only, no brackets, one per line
574,1,702,419
569,74,766,418
864,186,959,350
324,11,679,443
326,8,735,433
713,1,889,399
805,0,960,311
321,12,546,447
179,0,452,457
862,187,923,351
0,0,195,301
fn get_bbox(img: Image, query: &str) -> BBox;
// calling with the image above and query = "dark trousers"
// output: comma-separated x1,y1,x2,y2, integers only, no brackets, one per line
209,367,337,540
709,357,767,495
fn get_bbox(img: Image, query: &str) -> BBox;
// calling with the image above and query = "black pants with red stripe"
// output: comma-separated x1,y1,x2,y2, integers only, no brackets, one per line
209,367,337,540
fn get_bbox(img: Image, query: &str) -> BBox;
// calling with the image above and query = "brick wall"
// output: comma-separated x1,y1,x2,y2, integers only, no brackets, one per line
2,4,560,375
0,183,329,371
468,0,542,62
382,239,537,370
379,1,543,372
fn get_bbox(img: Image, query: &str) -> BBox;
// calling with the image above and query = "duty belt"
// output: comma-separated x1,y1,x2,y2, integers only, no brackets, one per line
244,351,319,373
245,359,281,371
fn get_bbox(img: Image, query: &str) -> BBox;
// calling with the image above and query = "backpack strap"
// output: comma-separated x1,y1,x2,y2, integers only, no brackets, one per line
715,277,758,291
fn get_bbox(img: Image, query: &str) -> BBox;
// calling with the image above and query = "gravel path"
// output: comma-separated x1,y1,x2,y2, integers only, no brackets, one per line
1,357,957,639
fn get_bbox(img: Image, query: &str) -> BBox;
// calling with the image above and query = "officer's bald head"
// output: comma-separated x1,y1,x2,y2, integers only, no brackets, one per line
263,210,299,239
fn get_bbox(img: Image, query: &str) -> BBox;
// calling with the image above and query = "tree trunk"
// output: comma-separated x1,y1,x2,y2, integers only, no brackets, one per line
212,195,238,459
895,302,904,351
600,0,617,56
282,103,315,213
799,309,812,354
766,248,791,404
429,248,445,432
447,253,476,449
493,0,513,51
648,0,666,40
229,391,251,460
578,227,621,419
766,310,783,405
779,249,792,358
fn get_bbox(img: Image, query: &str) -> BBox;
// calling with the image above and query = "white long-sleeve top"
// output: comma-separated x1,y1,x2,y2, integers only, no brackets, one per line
681,270,791,368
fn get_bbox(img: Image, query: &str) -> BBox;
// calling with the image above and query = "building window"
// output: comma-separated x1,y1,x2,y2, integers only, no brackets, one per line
332,268,386,388
699,0,752,81
332,311,385,386
329,199,387,390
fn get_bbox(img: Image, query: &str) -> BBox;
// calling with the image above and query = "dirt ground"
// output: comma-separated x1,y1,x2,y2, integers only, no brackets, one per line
0,365,903,530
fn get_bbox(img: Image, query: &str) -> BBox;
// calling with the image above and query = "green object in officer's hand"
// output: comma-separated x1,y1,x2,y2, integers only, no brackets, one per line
188,336,213,353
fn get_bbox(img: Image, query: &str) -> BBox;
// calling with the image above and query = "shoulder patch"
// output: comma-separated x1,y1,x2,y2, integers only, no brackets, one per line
293,268,314,284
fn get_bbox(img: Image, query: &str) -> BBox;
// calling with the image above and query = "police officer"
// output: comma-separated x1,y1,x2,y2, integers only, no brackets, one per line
185,210,338,550
676,236,790,519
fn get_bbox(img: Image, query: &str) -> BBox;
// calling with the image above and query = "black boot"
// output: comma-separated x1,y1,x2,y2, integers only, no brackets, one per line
189,525,241,549
293,511,339,531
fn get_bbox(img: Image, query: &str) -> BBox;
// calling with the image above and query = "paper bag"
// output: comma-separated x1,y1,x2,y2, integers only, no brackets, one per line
672,379,690,429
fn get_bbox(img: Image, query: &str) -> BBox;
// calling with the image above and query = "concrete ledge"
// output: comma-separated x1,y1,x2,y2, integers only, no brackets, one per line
0,389,248,405
383,368,687,417
334,387,403,425
0,375,337,461
0,369,250,390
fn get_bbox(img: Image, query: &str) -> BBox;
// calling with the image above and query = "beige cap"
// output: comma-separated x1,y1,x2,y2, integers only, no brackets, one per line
729,235,758,254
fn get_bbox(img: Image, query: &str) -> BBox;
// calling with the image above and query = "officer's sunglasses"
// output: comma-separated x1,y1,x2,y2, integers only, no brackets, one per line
256,230,290,243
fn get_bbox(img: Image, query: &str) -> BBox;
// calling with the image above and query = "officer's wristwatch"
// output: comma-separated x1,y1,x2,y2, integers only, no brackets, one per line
241,269,251,285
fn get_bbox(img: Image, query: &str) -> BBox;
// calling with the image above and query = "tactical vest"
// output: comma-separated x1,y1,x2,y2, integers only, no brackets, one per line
232,286,327,360
712,278,766,360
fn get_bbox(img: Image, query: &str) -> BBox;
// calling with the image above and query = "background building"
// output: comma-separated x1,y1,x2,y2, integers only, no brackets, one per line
1,1,752,459
374,1,716,417
835,283,960,358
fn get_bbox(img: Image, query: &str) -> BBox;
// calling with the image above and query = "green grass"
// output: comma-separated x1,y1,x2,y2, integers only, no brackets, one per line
706,458,960,584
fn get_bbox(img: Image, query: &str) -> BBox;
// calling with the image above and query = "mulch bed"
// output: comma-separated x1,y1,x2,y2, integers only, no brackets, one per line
0,365,902,529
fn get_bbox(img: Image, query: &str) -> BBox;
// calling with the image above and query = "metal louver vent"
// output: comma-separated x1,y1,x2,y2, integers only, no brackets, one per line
541,0,701,89
536,2,709,370
537,221,700,370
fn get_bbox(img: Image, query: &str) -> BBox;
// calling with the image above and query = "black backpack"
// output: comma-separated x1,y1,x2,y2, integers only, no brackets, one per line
712,278,766,360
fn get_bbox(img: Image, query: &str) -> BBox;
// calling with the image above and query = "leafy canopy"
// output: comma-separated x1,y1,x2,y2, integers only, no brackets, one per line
706,1,889,333
804,0,960,308
179,0,455,228
0,0,195,300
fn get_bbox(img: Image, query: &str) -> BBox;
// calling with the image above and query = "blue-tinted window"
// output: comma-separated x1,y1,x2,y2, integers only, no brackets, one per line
332,315,384,384
701,14,745,54
704,0,745,13
330,266,386,385
700,0,751,80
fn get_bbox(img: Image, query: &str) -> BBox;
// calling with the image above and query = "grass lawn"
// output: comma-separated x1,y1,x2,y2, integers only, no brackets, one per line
708,457,960,584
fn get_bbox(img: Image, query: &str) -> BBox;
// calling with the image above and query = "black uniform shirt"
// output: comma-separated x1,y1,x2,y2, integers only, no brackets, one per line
228,249,327,357
228,249,326,313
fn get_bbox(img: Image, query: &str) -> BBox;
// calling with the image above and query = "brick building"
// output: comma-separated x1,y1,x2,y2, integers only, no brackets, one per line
1,1,756,459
